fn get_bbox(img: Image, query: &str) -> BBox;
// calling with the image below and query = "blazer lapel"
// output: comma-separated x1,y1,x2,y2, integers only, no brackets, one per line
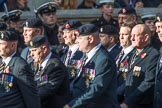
73,47,103,83
156,55,162,77
128,46,152,72
6,55,17,74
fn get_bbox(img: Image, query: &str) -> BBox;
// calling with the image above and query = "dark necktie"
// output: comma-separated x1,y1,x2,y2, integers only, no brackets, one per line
0,62,5,73
27,50,32,62
65,50,72,66
34,65,43,80
80,54,88,72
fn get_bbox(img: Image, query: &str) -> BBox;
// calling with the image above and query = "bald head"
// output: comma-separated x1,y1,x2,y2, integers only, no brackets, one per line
131,24,151,49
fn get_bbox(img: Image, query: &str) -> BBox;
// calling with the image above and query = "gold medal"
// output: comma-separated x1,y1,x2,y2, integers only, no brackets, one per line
9,83,13,87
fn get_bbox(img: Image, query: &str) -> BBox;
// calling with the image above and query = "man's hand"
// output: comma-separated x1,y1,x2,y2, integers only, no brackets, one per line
63,104,70,108
120,103,128,108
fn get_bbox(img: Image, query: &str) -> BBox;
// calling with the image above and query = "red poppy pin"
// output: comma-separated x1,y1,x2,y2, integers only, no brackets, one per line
141,53,147,59
5,66,10,73
122,60,128,65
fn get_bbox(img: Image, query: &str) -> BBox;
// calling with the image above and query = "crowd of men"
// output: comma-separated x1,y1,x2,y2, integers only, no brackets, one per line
0,0,162,108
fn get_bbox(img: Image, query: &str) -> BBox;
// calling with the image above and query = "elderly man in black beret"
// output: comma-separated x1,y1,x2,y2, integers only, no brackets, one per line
118,7,137,28
154,13,162,108
21,17,43,63
0,30,41,108
62,20,84,97
28,35,70,108
64,24,119,108
99,25,121,60
35,2,59,46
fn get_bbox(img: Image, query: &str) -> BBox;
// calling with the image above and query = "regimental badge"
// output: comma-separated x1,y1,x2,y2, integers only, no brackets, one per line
157,16,160,22
100,27,103,32
0,32,4,39
48,4,52,10
65,23,70,29
122,8,127,14
30,41,33,47
16,12,19,16
25,21,28,27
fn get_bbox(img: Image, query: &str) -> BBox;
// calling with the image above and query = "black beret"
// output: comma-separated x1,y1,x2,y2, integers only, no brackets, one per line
100,25,118,35
1,10,22,22
75,24,99,36
35,2,58,15
62,20,82,30
118,7,136,15
0,22,7,31
155,13,162,22
23,18,43,28
28,35,48,48
0,30,18,41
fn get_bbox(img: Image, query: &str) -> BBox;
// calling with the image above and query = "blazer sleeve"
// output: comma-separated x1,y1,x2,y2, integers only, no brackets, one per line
38,62,66,97
16,60,41,108
69,58,116,108
124,52,159,106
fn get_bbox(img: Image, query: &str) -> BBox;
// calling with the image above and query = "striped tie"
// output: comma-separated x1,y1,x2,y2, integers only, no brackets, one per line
116,51,124,68
0,62,5,73
34,65,43,81
65,50,72,66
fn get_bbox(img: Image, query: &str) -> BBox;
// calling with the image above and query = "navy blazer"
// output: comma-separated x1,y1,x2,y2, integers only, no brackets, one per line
154,54,162,108
36,53,70,108
69,46,120,108
117,48,135,103
124,46,159,108
110,42,122,60
0,54,41,108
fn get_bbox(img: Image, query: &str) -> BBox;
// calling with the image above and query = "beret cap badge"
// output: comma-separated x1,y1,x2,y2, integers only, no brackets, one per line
157,16,161,22
0,32,4,39
48,4,52,10
100,27,103,32
65,23,71,29
122,8,126,14
30,41,33,47
25,21,29,27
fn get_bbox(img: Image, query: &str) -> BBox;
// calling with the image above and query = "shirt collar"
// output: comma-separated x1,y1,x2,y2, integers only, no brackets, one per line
40,52,52,69
108,44,117,52
3,52,16,66
69,44,78,58
86,43,101,64
123,46,134,54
